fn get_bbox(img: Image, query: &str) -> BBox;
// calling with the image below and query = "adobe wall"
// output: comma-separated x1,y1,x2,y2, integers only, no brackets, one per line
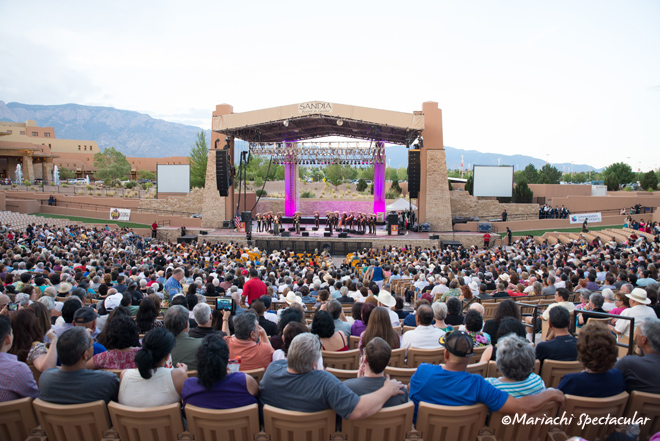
528,184,591,200
450,191,538,219
551,194,660,213
139,188,205,215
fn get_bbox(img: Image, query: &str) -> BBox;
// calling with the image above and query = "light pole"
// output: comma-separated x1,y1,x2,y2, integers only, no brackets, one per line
461,155,464,178
498,158,501,166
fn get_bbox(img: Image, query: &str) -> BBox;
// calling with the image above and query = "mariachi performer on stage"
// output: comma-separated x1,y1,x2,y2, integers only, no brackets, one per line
325,211,331,229
347,212,354,230
314,211,320,229
327,212,334,235
370,215,376,235
294,212,301,234
273,213,281,235
334,211,340,229
256,213,262,232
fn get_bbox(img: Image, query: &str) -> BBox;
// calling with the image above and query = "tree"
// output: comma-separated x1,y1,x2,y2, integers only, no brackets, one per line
513,179,534,203
356,178,368,192
358,166,375,180
640,170,658,191
58,167,75,180
518,164,539,184
137,170,156,180
397,167,408,182
602,162,634,189
390,179,402,196
188,132,208,188
604,174,620,191
465,175,473,195
538,164,562,184
385,167,398,181
253,176,264,190
342,165,358,180
324,164,344,187
94,146,131,182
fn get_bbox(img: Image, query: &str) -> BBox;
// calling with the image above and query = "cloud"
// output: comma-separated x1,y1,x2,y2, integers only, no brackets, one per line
649,85,660,91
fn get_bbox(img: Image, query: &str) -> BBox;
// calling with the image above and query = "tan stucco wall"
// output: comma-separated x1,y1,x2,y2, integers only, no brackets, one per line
450,191,538,219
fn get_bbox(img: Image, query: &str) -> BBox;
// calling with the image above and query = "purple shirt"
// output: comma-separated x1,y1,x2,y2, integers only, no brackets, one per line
351,320,367,337
0,352,39,402
181,372,257,410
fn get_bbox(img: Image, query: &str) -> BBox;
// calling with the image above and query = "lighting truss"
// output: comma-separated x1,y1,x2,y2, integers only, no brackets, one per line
248,141,386,166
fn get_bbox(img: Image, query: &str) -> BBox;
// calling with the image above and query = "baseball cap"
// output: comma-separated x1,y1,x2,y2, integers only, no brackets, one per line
73,306,97,324
443,330,474,357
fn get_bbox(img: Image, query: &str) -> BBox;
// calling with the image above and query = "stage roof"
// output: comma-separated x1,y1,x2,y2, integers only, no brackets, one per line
213,101,424,145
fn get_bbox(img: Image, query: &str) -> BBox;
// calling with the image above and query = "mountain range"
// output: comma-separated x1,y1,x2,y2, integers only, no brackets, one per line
0,100,600,172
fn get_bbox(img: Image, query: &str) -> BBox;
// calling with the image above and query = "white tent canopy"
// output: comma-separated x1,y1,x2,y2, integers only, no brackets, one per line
386,198,417,211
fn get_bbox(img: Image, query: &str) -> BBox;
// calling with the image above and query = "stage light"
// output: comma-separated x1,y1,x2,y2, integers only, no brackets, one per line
283,120,289,127
337,119,343,126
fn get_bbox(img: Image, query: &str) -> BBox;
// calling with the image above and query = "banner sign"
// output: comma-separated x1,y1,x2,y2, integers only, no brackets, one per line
110,208,131,221
298,102,333,114
376,212,385,223
238,222,246,233
569,212,602,224
391,225,399,235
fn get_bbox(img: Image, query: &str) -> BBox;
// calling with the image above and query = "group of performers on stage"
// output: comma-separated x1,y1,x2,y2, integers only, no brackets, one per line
254,211,377,236
325,211,376,235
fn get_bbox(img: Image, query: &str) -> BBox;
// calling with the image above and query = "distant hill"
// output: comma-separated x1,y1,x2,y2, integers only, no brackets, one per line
0,100,599,172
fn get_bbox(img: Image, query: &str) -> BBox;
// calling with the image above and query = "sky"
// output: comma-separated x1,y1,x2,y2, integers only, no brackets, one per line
1,0,658,171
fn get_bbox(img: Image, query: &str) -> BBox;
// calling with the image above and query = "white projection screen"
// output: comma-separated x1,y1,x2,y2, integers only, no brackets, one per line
157,164,190,194
472,165,514,197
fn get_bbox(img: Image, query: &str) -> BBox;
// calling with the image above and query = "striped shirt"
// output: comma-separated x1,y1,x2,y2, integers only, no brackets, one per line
484,373,545,397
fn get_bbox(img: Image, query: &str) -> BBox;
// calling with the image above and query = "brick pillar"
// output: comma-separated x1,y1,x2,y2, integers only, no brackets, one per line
43,161,54,183
419,102,452,231
284,142,298,216
373,142,386,215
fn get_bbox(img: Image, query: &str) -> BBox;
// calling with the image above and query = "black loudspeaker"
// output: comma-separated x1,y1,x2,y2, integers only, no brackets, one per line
324,232,331,237
408,149,420,199
199,231,208,235
339,232,348,238
281,231,291,237
241,211,252,222
387,213,398,225
430,234,439,240
300,227,306,231
312,227,318,231
222,220,232,228
216,150,232,197
302,232,309,237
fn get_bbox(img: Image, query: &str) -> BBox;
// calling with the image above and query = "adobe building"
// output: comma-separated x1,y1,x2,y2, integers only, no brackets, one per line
0,120,188,180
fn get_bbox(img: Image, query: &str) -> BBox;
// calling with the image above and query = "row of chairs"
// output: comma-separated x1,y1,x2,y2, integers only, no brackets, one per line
3,389,659,441
322,346,486,370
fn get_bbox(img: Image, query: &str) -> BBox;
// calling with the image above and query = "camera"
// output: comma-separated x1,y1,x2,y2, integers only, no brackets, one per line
215,296,235,313
7,303,18,311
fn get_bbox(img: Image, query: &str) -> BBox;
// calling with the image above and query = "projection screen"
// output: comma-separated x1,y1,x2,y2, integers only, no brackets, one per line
157,164,190,194
472,165,514,198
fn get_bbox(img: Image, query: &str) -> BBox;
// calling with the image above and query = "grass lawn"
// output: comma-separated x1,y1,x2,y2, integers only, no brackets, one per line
32,213,150,229
503,224,625,237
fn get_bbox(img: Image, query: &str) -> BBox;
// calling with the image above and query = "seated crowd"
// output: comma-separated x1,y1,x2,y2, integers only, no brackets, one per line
0,221,659,438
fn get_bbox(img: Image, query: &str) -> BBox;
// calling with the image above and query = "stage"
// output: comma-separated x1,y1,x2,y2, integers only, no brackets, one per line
157,224,493,254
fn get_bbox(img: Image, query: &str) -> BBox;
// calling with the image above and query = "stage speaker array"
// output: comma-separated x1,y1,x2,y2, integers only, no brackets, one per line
408,149,420,199
241,211,252,222
216,150,232,197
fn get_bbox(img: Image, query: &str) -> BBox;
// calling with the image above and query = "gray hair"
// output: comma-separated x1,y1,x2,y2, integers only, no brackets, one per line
340,286,348,296
589,293,604,310
580,290,592,301
432,302,448,321
15,293,30,307
639,317,660,353
326,300,342,320
164,305,189,337
532,281,543,295
287,333,321,374
196,294,206,304
621,283,634,294
233,311,258,340
469,303,485,315
173,268,185,277
495,334,536,382
44,287,57,298
38,296,55,311
602,289,614,301
193,303,212,326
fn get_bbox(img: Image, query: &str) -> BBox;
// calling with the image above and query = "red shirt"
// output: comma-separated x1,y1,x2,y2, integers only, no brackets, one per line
242,277,268,305
483,233,491,242
152,222,158,231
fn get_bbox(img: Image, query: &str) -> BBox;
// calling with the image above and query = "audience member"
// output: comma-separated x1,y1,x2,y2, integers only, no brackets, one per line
165,305,202,370
535,306,578,364
0,315,39,401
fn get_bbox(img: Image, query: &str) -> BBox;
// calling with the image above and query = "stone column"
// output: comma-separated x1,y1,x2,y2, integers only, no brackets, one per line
43,161,54,183
419,102,452,231
23,156,35,182
202,104,233,228
284,142,298,217
373,142,386,215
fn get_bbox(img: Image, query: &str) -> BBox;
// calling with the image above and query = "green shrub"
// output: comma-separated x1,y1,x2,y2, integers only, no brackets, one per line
390,179,402,196
385,190,400,199
300,190,315,198
256,189,267,197
356,178,367,192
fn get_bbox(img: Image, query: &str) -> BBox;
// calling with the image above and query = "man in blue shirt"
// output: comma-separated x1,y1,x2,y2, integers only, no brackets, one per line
409,330,564,422
163,268,185,299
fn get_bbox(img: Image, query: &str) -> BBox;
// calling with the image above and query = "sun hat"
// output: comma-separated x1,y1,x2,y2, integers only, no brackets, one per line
284,291,303,306
376,290,396,307
626,288,652,305
104,293,123,311
57,282,73,294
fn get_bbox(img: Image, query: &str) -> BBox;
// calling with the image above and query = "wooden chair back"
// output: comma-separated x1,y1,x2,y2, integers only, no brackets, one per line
561,392,629,441
0,397,39,441
349,335,360,350
342,401,414,441
33,398,111,441
185,403,260,441
416,402,488,441
623,390,660,441
107,401,185,441
540,360,583,388
482,303,499,321
244,368,266,386
383,367,417,385
407,348,445,368
263,405,336,441
388,347,406,367
487,401,559,441
321,349,360,370
325,367,359,381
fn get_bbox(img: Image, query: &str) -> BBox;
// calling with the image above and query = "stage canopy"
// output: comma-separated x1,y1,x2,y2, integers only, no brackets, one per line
387,198,417,211
213,101,424,145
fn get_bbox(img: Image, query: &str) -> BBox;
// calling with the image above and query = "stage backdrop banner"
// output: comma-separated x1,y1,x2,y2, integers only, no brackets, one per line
110,208,131,221
569,212,602,224
376,212,385,222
